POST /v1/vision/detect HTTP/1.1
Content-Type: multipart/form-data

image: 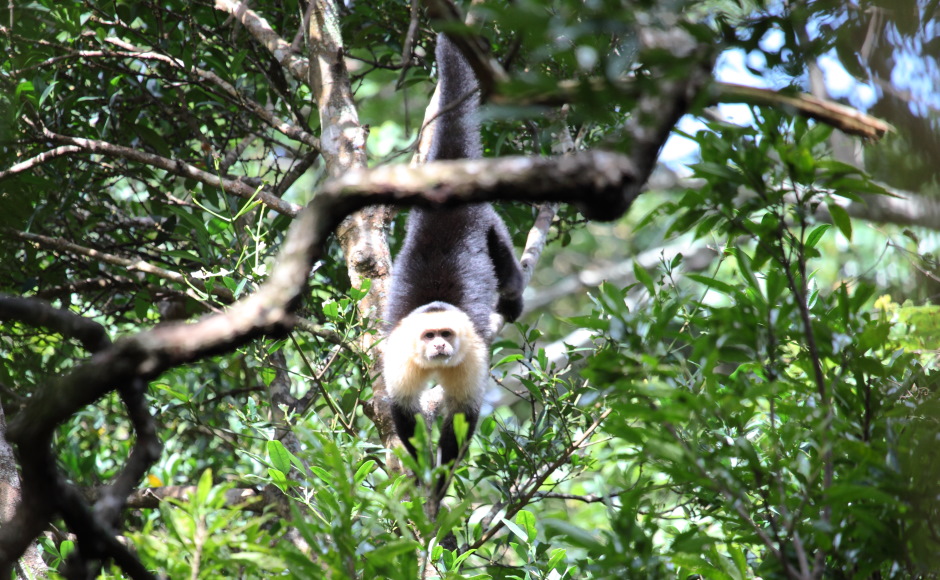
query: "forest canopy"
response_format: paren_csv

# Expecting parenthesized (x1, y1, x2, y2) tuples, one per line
(0, 0, 938, 578)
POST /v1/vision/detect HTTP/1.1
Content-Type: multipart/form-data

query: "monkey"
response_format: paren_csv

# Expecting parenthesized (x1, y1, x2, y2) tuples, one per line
(382, 302, 488, 473)
(382, 32, 525, 499)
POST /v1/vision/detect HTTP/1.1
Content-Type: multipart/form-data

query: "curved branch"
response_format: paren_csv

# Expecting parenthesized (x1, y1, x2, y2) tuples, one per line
(0, 296, 111, 353)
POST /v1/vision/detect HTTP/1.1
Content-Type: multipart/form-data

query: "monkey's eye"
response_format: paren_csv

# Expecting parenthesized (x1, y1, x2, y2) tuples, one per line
(423, 331, 435, 340)
(440, 330, 452, 339)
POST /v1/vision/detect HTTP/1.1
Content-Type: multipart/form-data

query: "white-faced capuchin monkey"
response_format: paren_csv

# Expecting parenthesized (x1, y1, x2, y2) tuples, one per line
(383, 32, 525, 499)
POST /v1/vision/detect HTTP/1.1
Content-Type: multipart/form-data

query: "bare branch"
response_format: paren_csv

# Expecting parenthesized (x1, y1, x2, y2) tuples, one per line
(490, 79, 890, 141)
(520, 203, 559, 289)
(213, 0, 311, 82)
(0, 146, 81, 180)
(713, 82, 892, 140)
(103, 37, 319, 149)
(85, 485, 264, 512)
(322, 151, 640, 219)
(39, 128, 302, 217)
(5, 229, 236, 305)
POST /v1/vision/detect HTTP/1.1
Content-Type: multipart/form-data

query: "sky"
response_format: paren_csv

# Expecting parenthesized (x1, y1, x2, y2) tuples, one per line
(658, 21, 938, 169)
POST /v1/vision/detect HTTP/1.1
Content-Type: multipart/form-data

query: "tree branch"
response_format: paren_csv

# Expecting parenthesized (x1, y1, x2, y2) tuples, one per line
(5, 229, 236, 305)
(213, 0, 310, 82)
(38, 128, 302, 217)
(101, 37, 319, 149)
(0, 296, 111, 353)
(0, 146, 81, 180)
(490, 79, 890, 141)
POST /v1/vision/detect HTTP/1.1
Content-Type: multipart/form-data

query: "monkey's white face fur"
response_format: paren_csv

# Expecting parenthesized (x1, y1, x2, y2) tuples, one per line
(419, 326, 462, 367)
(384, 307, 488, 408)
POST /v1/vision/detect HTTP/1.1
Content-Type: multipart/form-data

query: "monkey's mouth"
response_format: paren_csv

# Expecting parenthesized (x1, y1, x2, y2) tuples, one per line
(427, 352, 452, 363)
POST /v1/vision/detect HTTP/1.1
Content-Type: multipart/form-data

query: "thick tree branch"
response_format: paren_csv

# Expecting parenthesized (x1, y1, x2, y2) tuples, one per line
(0, 132, 696, 569)
(305, 0, 395, 459)
(321, 151, 639, 218)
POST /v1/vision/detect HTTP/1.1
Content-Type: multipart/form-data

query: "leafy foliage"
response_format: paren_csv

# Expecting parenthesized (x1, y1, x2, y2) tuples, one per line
(1, 1, 938, 579)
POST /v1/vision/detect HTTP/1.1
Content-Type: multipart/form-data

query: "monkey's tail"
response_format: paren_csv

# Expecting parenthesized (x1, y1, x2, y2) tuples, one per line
(427, 33, 482, 161)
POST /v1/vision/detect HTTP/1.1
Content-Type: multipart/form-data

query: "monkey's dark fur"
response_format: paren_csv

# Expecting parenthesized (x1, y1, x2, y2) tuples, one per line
(384, 35, 524, 338)
(383, 33, 524, 494)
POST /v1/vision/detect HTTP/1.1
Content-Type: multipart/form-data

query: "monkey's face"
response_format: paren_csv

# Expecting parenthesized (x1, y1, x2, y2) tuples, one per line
(420, 328, 459, 366)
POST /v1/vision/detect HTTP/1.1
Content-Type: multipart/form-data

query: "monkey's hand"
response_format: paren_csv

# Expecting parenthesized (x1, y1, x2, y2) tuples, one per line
(497, 293, 524, 323)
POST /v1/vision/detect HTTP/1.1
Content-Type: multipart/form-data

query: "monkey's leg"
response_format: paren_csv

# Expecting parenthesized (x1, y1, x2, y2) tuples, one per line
(390, 399, 421, 461)
(435, 407, 480, 500)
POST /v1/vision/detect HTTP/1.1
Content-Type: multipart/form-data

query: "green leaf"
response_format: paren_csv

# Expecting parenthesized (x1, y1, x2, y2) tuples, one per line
(516, 509, 537, 543)
(501, 516, 530, 545)
(267, 468, 288, 488)
(60, 540, 76, 561)
(733, 246, 759, 290)
(267, 439, 291, 474)
(195, 468, 213, 505)
(828, 203, 852, 241)
(691, 161, 742, 183)
(363, 538, 421, 562)
(322, 300, 339, 319)
(15, 80, 35, 99)
(543, 518, 604, 551)
(687, 274, 736, 297)
(348, 278, 372, 301)
(39, 80, 57, 107)
(353, 460, 376, 486)
(547, 548, 567, 571)
(633, 260, 655, 294)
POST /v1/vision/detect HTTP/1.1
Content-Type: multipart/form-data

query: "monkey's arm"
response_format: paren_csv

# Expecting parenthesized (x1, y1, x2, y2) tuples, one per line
(486, 224, 525, 322)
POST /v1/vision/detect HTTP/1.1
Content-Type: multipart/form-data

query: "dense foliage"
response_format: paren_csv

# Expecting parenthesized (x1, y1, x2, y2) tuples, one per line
(1, 0, 938, 578)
